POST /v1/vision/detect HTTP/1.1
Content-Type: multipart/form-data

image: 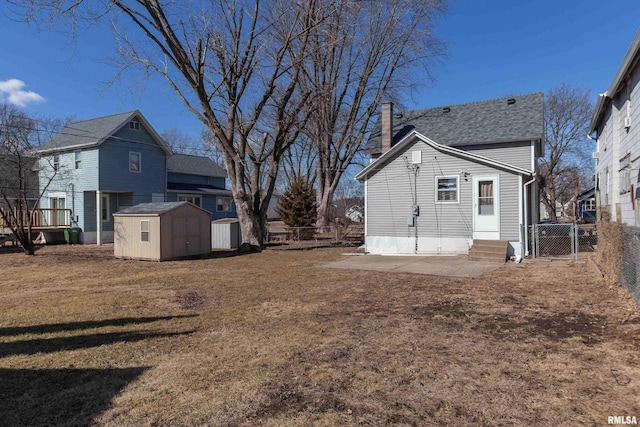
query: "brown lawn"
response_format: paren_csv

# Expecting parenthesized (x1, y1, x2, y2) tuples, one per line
(0, 245, 638, 426)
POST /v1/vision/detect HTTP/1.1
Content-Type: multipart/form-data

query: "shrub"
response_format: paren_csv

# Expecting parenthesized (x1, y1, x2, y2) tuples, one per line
(276, 177, 317, 240)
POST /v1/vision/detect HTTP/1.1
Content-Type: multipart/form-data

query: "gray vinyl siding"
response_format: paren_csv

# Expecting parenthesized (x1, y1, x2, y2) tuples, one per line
(366, 138, 522, 240)
(462, 140, 534, 171)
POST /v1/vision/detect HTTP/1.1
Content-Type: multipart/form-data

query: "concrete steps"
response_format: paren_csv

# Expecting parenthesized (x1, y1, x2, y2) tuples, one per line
(469, 239, 509, 262)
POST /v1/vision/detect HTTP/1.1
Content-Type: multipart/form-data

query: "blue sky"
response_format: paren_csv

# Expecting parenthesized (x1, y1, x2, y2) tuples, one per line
(1, 0, 639, 141)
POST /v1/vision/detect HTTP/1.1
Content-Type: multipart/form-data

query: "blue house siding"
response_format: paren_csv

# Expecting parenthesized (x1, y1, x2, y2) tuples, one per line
(98, 127, 167, 201)
(165, 193, 236, 220)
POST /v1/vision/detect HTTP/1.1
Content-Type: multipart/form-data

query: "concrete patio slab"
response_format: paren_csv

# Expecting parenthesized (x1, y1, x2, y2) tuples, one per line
(324, 254, 503, 277)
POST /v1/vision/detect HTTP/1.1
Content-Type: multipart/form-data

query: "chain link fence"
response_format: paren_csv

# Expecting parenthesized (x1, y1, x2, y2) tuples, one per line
(531, 223, 597, 260)
(265, 223, 364, 248)
(620, 226, 640, 306)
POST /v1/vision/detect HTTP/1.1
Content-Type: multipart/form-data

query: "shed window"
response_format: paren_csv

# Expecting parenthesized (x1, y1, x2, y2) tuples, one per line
(217, 196, 232, 212)
(129, 152, 141, 173)
(129, 120, 140, 130)
(436, 176, 459, 203)
(140, 220, 150, 242)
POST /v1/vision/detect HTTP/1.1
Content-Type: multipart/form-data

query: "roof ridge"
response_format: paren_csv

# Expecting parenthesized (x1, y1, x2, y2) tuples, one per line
(67, 110, 138, 126)
(398, 92, 544, 115)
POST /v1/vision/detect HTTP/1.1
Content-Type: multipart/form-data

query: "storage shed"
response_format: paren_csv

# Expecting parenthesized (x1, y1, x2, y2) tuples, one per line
(211, 218, 240, 249)
(113, 201, 212, 261)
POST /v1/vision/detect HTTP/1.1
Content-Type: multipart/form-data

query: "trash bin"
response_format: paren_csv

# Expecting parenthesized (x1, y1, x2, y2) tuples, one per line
(64, 228, 72, 244)
(69, 227, 80, 244)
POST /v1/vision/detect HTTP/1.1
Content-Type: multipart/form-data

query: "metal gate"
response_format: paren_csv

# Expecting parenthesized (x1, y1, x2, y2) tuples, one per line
(532, 223, 597, 260)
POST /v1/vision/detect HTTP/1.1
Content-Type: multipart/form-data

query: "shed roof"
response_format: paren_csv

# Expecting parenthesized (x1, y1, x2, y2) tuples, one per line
(167, 153, 227, 178)
(33, 111, 171, 155)
(365, 92, 544, 155)
(113, 201, 211, 216)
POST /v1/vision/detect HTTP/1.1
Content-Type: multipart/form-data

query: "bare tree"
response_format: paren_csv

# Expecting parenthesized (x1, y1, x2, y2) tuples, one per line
(299, 0, 447, 227)
(0, 104, 62, 255)
(12, 0, 321, 251)
(539, 83, 594, 221)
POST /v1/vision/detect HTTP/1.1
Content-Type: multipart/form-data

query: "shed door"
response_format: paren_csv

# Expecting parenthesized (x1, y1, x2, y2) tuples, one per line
(473, 176, 500, 240)
(172, 217, 201, 257)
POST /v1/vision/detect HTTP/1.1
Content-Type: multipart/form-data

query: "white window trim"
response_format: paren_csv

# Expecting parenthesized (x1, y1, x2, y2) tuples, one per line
(178, 194, 202, 207)
(74, 151, 81, 169)
(129, 120, 140, 131)
(217, 196, 232, 212)
(129, 151, 141, 173)
(53, 154, 60, 171)
(140, 220, 150, 243)
(435, 175, 460, 204)
(101, 194, 110, 223)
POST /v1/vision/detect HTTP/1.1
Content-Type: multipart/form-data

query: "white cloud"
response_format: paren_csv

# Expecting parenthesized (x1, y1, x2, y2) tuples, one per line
(0, 79, 45, 107)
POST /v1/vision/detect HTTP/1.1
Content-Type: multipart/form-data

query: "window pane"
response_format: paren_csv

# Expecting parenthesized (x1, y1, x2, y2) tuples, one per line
(478, 181, 494, 215)
(437, 177, 458, 202)
(130, 153, 140, 172)
(141, 221, 150, 242)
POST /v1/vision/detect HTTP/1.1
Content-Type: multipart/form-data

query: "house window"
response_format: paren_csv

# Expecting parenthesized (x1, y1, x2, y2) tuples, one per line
(74, 151, 81, 169)
(217, 196, 232, 212)
(584, 199, 596, 211)
(101, 194, 110, 222)
(140, 220, 150, 242)
(435, 176, 459, 203)
(605, 168, 610, 205)
(53, 154, 60, 171)
(129, 120, 140, 130)
(620, 153, 631, 194)
(477, 180, 495, 215)
(129, 151, 141, 173)
(178, 194, 202, 207)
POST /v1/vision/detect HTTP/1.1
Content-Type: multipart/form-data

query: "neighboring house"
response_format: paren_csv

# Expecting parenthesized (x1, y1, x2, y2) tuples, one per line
(267, 192, 281, 220)
(33, 111, 171, 244)
(589, 28, 640, 225)
(539, 200, 562, 221)
(356, 93, 544, 257)
(166, 153, 236, 220)
(578, 186, 596, 221)
(0, 154, 39, 208)
(346, 206, 364, 223)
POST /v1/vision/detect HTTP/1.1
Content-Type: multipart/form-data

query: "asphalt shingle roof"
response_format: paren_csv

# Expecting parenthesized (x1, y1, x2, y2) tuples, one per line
(167, 153, 227, 178)
(365, 92, 544, 155)
(35, 111, 138, 153)
(113, 201, 188, 215)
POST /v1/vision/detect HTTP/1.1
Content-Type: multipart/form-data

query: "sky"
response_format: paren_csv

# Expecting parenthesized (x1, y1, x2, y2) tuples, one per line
(1, 0, 639, 142)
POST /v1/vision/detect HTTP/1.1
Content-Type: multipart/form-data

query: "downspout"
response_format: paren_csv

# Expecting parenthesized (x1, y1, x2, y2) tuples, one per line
(70, 183, 75, 226)
(524, 176, 536, 257)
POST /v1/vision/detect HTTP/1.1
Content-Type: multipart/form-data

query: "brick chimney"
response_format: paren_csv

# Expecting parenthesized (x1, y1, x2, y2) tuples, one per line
(381, 102, 393, 154)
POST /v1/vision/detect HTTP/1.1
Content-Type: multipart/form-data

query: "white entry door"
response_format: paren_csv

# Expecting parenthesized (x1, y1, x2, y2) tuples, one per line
(473, 176, 500, 240)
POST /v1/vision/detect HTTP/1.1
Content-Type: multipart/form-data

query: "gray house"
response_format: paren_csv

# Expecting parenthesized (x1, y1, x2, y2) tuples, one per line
(589, 28, 640, 225)
(356, 93, 544, 257)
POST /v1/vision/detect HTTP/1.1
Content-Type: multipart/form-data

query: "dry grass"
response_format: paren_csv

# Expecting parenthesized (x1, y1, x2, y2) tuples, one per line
(0, 245, 639, 426)
(596, 219, 625, 284)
